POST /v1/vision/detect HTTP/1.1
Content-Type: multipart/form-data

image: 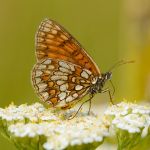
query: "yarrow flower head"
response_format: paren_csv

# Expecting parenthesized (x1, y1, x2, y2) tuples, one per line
(104, 101, 150, 150)
(0, 101, 150, 150)
(0, 102, 58, 123)
(0, 102, 109, 150)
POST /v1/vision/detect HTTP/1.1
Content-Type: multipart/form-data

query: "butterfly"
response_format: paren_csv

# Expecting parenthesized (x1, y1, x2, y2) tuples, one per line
(31, 18, 114, 117)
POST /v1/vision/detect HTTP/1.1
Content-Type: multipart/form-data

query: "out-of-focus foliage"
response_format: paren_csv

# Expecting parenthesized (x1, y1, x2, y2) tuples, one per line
(119, 0, 150, 101)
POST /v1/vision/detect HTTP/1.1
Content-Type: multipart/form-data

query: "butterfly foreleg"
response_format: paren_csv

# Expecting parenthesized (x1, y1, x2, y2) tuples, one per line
(109, 80, 115, 97)
(87, 94, 94, 115)
(101, 88, 114, 105)
(68, 95, 94, 120)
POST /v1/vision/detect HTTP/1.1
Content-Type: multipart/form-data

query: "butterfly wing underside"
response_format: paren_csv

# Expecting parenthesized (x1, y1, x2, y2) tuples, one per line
(36, 18, 100, 76)
(32, 19, 100, 108)
(32, 58, 96, 108)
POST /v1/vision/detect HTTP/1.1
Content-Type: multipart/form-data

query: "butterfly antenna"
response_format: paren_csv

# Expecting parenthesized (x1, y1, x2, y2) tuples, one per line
(108, 60, 135, 72)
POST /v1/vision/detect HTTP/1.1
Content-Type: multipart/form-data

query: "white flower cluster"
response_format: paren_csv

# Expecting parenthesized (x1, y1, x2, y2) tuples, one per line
(1, 101, 150, 150)
(104, 102, 150, 137)
(9, 116, 108, 150)
(0, 102, 58, 123)
(0, 102, 109, 150)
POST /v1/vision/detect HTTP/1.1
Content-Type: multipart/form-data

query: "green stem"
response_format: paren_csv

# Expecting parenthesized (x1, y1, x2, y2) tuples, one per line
(117, 131, 141, 150)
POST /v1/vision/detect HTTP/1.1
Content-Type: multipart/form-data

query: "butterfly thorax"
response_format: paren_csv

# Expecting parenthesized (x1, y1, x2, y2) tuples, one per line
(88, 72, 112, 95)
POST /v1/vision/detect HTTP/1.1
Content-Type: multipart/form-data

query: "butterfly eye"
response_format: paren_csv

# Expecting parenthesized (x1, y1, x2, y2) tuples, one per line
(106, 72, 112, 80)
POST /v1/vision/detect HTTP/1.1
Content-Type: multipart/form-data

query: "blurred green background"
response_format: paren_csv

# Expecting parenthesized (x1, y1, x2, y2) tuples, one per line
(0, 0, 150, 149)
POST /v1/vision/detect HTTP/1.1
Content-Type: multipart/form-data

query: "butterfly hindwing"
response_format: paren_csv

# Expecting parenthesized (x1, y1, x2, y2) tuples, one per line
(32, 58, 95, 108)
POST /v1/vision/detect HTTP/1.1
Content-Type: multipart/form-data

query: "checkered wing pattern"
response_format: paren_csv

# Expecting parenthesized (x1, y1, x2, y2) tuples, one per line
(32, 19, 100, 109)
(36, 18, 100, 76)
(32, 58, 96, 108)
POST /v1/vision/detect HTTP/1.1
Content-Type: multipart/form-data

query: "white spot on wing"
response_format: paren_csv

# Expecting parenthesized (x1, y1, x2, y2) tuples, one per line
(60, 83, 68, 91)
(59, 61, 70, 69)
(58, 92, 67, 100)
(35, 78, 41, 84)
(56, 100, 66, 107)
(43, 27, 50, 32)
(81, 71, 89, 79)
(35, 70, 43, 77)
(75, 85, 83, 91)
(38, 64, 46, 69)
(41, 92, 49, 100)
(80, 80, 85, 83)
(84, 69, 92, 75)
(44, 23, 52, 28)
(59, 67, 72, 74)
(68, 64, 75, 71)
(57, 80, 65, 85)
(66, 96, 74, 102)
(73, 93, 78, 98)
(46, 19, 52, 24)
(51, 75, 68, 81)
(43, 59, 51, 65)
(38, 83, 47, 92)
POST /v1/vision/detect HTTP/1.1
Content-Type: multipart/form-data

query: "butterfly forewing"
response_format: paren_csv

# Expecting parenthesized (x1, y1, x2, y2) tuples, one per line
(32, 19, 100, 108)
(36, 18, 100, 76)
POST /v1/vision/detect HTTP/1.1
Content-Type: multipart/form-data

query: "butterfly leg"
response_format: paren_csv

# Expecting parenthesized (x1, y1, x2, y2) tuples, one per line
(88, 94, 94, 115)
(68, 95, 93, 120)
(88, 99, 92, 115)
(109, 80, 115, 97)
(101, 88, 114, 105)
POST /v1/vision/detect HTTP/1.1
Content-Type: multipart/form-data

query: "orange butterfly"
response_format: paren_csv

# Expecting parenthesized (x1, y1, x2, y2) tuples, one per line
(32, 19, 113, 117)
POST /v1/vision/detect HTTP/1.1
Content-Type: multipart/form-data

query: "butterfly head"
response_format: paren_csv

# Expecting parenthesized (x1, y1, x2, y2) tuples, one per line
(97, 71, 112, 90)
(89, 72, 112, 95)
(101, 71, 112, 81)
